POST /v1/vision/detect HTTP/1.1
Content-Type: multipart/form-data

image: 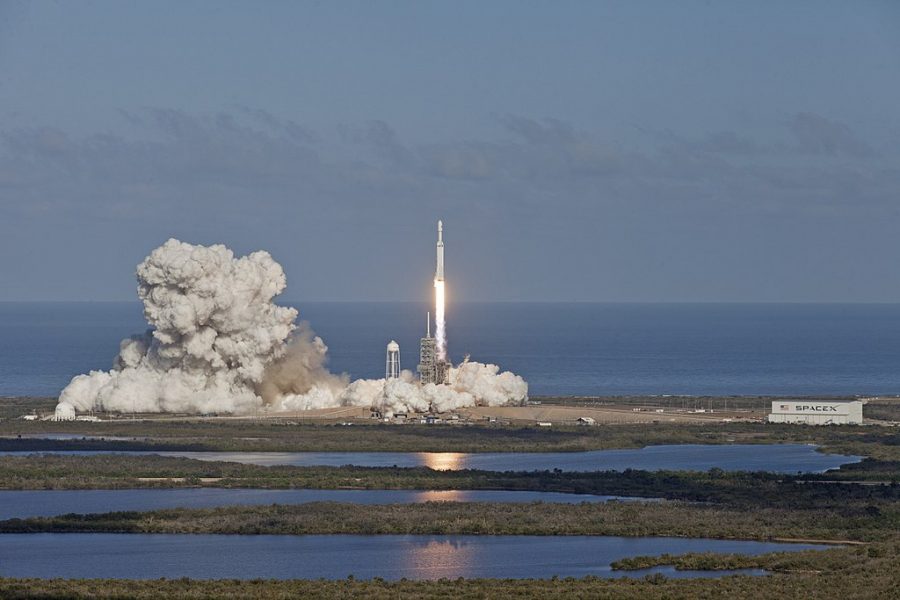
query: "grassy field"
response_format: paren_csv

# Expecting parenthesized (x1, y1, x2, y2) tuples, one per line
(861, 398, 900, 422)
(3, 498, 896, 541)
(0, 453, 899, 504)
(2, 418, 900, 459)
(0, 397, 56, 420)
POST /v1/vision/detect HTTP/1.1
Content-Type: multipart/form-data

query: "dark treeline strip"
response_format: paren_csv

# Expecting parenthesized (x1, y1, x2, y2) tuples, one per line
(1, 500, 897, 541)
(0, 439, 210, 452)
(1, 418, 898, 459)
(1, 454, 898, 508)
(610, 547, 865, 572)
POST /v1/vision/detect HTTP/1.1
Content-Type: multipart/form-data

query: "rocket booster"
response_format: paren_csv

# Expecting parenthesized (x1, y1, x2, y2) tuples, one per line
(435, 220, 444, 281)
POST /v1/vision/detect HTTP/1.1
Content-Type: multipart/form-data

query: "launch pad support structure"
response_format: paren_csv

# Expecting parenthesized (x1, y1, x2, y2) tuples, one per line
(418, 313, 437, 384)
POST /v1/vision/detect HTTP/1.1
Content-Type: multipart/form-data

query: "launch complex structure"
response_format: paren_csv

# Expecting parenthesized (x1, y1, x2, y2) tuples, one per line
(382, 220, 450, 390)
(418, 312, 449, 384)
(417, 221, 451, 385)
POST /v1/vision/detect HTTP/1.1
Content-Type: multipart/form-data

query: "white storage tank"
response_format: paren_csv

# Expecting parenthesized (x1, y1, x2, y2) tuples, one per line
(385, 340, 400, 380)
(768, 400, 864, 425)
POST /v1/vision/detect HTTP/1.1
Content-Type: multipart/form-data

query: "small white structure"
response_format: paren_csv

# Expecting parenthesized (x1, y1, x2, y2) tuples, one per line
(52, 402, 76, 421)
(768, 400, 864, 425)
(386, 340, 401, 379)
(577, 416, 596, 425)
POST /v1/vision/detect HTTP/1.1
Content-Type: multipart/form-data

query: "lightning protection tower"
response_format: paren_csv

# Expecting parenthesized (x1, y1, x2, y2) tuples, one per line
(386, 340, 401, 379)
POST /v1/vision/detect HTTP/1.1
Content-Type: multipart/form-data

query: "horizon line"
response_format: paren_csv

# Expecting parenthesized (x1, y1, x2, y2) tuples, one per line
(4, 299, 900, 306)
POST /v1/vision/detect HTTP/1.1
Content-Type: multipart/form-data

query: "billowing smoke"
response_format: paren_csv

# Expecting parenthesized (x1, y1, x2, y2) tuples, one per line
(57, 239, 298, 415)
(257, 323, 348, 408)
(56, 239, 527, 416)
(287, 360, 528, 417)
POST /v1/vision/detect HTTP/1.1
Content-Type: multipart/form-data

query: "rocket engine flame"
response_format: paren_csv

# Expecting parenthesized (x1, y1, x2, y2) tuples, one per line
(434, 279, 446, 360)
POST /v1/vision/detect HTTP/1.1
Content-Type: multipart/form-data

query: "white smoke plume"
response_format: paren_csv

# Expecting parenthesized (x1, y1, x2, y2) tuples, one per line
(329, 360, 528, 417)
(57, 239, 297, 415)
(56, 239, 527, 416)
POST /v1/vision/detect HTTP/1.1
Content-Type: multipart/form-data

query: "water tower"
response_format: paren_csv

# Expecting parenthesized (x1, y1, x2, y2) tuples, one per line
(386, 340, 401, 379)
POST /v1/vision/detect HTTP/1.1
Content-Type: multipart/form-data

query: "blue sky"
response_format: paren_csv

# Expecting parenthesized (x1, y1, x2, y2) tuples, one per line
(1, 1, 899, 302)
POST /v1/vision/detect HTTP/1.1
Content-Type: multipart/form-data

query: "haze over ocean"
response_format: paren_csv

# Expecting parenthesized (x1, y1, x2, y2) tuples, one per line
(3, 302, 899, 398)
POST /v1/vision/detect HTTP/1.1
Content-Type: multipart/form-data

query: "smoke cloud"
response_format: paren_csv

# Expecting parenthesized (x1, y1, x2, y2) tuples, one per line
(57, 239, 297, 414)
(257, 323, 348, 407)
(56, 240, 527, 416)
(272, 357, 528, 417)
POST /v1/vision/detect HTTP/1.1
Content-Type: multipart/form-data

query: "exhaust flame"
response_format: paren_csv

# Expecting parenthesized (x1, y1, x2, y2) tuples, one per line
(434, 279, 446, 360)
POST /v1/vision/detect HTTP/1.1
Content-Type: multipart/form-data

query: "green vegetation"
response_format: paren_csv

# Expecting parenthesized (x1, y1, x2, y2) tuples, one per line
(0, 396, 56, 420)
(862, 398, 900, 422)
(2, 418, 900, 459)
(610, 548, 852, 572)
(0, 419, 755, 453)
(2, 499, 895, 541)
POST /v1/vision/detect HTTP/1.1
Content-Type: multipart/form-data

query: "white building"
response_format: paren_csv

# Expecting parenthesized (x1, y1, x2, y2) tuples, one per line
(768, 400, 864, 425)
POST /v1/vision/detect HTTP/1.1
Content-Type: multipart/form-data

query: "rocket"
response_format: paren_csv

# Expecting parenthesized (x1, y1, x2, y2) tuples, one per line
(435, 220, 444, 281)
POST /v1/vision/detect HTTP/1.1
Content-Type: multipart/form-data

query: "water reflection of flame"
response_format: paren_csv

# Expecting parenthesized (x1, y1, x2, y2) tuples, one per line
(419, 453, 466, 471)
(414, 490, 471, 502)
(403, 538, 476, 579)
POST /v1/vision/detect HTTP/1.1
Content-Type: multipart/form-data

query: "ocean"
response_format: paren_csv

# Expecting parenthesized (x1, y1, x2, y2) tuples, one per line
(2, 302, 900, 398)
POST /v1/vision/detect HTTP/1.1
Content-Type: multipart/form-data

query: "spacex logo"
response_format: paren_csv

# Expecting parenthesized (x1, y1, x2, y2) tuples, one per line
(795, 405, 838, 412)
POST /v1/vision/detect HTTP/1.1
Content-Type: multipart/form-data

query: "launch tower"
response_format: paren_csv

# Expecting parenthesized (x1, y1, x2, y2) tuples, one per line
(418, 313, 438, 384)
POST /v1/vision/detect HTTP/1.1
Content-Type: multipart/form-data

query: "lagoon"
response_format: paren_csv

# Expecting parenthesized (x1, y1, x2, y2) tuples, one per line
(1, 443, 855, 473)
(0, 533, 831, 580)
(0, 488, 643, 520)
